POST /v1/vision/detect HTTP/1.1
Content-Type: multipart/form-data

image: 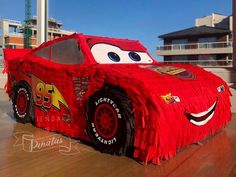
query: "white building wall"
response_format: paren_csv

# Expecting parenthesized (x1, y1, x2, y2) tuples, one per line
(230, 16, 233, 31)
(195, 13, 228, 28)
(195, 15, 213, 27)
(0, 19, 22, 48)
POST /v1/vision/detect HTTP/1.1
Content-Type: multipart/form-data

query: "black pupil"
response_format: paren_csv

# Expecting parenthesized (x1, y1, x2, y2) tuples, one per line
(108, 52, 120, 62)
(129, 52, 141, 61)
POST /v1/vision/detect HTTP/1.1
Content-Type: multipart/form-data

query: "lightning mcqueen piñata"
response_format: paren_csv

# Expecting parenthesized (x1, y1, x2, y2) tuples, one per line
(3, 33, 231, 164)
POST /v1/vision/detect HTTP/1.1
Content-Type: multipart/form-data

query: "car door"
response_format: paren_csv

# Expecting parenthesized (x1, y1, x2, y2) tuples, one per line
(30, 38, 87, 137)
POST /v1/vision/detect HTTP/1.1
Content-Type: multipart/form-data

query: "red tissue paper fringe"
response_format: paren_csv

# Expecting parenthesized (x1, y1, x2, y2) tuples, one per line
(3, 36, 231, 165)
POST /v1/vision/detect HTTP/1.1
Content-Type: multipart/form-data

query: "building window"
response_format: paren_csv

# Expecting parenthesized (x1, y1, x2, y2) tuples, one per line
(9, 26, 18, 34)
(172, 39, 188, 50)
(198, 37, 216, 48)
(198, 54, 217, 66)
(172, 55, 187, 61)
(198, 54, 216, 60)
(32, 30, 37, 38)
(228, 33, 233, 42)
(5, 45, 17, 49)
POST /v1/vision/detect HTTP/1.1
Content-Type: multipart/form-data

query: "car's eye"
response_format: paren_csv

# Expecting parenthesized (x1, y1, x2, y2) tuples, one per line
(217, 85, 225, 93)
(108, 52, 120, 62)
(91, 43, 153, 64)
(129, 52, 141, 61)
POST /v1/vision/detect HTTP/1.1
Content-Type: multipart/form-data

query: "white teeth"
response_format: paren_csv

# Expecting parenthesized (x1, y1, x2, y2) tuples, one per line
(190, 111, 214, 126)
(190, 101, 217, 118)
(188, 101, 217, 126)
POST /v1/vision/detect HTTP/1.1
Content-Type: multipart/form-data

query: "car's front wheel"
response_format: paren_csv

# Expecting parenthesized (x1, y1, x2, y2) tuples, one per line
(87, 86, 134, 156)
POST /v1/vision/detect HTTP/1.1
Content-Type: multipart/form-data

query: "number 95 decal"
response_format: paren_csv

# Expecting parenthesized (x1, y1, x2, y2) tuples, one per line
(32, 75, 69, 110)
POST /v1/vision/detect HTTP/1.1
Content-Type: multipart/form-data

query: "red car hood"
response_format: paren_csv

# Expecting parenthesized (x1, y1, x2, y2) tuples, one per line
(91, 63, 231, 164)
(96, 63, 229, 108)
(93, 63, 230, 118)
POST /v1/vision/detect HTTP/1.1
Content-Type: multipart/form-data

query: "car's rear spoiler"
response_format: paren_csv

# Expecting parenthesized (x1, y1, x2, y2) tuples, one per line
(2, 49, 32, 93)
(2, 49, 32, 76)
(3, 49, 31, 61)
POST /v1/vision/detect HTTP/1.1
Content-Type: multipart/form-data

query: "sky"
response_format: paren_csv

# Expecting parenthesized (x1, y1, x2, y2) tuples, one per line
(0, 0, 232, 60)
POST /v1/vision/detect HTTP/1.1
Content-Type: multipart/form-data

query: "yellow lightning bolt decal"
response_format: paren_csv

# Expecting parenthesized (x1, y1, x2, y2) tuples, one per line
(51, 85, 69, 110)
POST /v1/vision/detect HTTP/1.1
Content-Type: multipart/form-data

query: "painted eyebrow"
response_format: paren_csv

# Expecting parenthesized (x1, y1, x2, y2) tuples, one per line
(90, 43, 146, 52)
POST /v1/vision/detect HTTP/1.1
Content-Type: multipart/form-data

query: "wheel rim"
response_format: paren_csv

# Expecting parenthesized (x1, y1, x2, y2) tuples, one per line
(94, 103, 118, 139)
(16, 89, 28, 116)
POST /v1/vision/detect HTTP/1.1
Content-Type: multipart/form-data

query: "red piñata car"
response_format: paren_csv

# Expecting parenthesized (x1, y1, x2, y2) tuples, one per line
(3, 33, 231, 164)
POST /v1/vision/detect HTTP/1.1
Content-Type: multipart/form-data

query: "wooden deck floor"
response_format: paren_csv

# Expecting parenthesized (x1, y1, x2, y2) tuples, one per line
(0, 90, 235, 177)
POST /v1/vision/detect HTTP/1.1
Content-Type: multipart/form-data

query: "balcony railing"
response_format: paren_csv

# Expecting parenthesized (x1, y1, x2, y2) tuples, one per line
(162, 59, 233, 68)
(156, 41, 233, 51)
(6, 33, 24, 37)
(0, 18, 21, 24)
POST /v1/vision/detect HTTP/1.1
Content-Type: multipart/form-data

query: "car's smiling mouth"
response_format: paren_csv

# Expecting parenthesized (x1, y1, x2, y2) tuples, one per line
(186, 100, 217, 126)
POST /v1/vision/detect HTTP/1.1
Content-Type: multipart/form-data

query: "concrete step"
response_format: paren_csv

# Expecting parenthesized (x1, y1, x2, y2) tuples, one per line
(204, 69, 236, 113)
(0, 68, 6, 89)
(229, 84, 236, 113)
(204, 67, 236, 83)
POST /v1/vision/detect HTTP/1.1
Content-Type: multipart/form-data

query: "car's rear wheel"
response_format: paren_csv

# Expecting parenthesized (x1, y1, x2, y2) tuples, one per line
(87, 86, 134, 156)
(12, 82, 34, 124)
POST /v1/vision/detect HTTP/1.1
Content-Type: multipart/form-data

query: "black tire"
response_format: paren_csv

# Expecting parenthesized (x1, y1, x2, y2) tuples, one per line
(12, 82, 34, 124)
(87, 86, 134, 156)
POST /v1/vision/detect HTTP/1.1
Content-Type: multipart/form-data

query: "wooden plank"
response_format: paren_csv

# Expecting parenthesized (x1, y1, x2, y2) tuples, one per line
(167, 128, 236, 177)
(0, 90, 236, 177)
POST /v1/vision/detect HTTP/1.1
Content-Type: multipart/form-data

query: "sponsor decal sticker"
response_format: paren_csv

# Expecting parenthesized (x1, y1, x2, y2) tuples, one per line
(140, 65, 195, 80)
(161, 93, 180, 104)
